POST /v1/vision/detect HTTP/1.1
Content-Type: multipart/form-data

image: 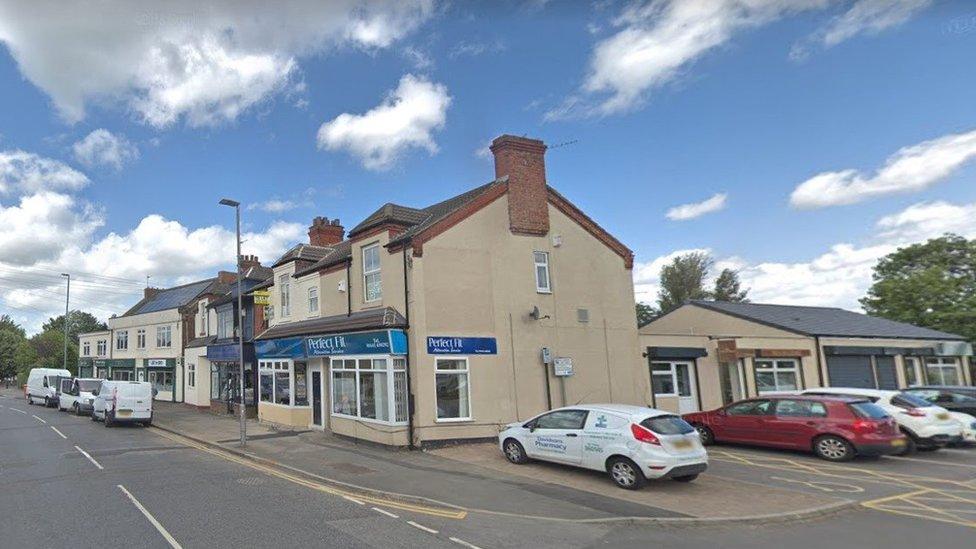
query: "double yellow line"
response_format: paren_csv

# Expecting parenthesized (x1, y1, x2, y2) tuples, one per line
(152, 428, 467, 520)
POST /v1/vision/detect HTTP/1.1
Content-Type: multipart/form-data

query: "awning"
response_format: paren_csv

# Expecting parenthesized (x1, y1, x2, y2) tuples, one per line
(646, 346, 708, 360)
(257, 329, 408, 359)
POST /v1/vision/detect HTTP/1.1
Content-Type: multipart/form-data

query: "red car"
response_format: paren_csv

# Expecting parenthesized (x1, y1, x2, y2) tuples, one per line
(682, 395, 907, 461)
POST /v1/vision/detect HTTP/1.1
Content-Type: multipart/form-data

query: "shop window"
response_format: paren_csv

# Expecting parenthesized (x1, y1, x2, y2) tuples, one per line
(308, 287, 319, 314)
(156, 325, 172, 348)
(279, 275, 291, 317)
(651, 362, 692, 397)
(330, 357, 406, 424)
(112, 370, 132, 381)
(116, 330, 128, 350)
(363, 244, 382, 302)
(435, 358, 471, 421)
(293, 362, 308, 406)
(755, 359, 799, 394)
(258, 360, 295, 405)
(148, 371, 173, 393)
(903, 357, 920, 387)
(187, 364, 196, 388)
(534, 251, 551, 293)
(393, 359, 408, 423)
(925, 358, 960, 385)
(136, 329, 146, 349)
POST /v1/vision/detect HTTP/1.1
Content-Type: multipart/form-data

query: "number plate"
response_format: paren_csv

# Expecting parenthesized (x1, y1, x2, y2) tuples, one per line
(117, 409, 132, 417)
(672, 439, 692, 450)
(891, 438, 906, 447)
(936, 413, 950, 420)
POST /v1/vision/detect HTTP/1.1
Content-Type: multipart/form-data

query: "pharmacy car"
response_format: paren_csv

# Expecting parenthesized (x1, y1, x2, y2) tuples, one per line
(498, 404, 708, 490)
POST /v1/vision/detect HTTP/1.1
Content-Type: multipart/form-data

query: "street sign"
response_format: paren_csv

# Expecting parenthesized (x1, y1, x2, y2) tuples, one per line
(553, 357, 573, 377)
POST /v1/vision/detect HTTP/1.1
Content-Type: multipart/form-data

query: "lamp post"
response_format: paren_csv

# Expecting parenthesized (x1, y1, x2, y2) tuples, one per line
(219, 198, 247, 447)
(61, 273, 70, 371)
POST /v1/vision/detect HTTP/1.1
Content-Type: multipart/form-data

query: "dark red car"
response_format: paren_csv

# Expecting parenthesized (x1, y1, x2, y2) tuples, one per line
(682, 395, 907, 461)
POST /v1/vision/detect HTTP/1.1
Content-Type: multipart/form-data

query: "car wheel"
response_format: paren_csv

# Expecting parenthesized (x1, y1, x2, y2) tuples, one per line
(896, 434, 917, 456)
(694, 424, 715, 446)
(503, 439, 529, 464)
(607, 457, 646, 490)
(104, 410, 114, 428)
(27, 394, 33, 405)
(813, 435, 854, 462)
(74, 403, 82, 416)
(917, 445, 941, 452)
(43, 397, 50, 407)
(91, 411, 98, 422)
(672, 474, 699, 483)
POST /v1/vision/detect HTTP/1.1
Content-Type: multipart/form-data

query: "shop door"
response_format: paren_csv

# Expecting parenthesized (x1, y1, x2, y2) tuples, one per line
(826, 356, 874, 388)
(312, 371, 322, 427)
(875, 356, 898, 390)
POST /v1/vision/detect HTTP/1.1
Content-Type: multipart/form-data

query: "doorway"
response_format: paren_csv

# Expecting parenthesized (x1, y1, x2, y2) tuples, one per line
(312, 371, 322, 427)
(650, 361, 699, 413)
(719, 360, 747, 405)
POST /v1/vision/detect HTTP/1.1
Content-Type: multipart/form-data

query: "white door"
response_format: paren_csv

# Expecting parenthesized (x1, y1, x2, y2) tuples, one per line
(651, 361, 699, 413)
(524, 409, 587, 465)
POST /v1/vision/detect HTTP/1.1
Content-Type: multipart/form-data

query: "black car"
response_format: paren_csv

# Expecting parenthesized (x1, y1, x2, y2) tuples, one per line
(905, 386, 976, 416)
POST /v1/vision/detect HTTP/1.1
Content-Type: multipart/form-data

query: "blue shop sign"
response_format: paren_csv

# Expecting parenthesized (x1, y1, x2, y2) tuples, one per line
(207, 343, 239, 361)
(306, 329, 407, 357)
(255, 337, 306, 359)
(427, 336, 497, 355)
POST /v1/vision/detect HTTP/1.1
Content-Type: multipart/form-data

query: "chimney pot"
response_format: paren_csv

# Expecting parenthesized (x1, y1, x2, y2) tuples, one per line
(309, 216, 344, 246)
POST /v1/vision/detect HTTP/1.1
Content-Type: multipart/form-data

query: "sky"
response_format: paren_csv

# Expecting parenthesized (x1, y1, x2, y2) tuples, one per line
(1, 0, 975, 334)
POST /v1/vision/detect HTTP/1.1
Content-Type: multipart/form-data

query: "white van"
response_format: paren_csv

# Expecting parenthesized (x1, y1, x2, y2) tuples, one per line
(26, 368, 72, 407)
(91, 381, 154, 427)
(58, 378, 103, 415)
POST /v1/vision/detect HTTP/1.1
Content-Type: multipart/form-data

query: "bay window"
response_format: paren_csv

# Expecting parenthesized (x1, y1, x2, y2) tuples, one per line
(330, 356, 406, 424)
(435, 358, 471, 421)
(363, 244, 382, 302)
(755, 359, 799, 393)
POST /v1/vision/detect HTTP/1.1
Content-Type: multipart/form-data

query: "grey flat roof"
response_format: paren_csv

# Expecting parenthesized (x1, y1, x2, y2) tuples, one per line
(689, 300, 966, 341)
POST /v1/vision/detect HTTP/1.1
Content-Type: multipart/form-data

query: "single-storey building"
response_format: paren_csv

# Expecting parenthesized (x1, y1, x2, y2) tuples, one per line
(639, 300, 974, 414)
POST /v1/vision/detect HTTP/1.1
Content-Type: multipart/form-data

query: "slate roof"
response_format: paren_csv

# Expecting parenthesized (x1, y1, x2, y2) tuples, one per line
(186, 335, 216, 349)
(347, 203, 428, 237)
(689, 300, 966, 341)
(254, 307, 407, 340)
(208, 276, 274, 308)
(122, 278, 216, 316)
(271, 243, 333, 268)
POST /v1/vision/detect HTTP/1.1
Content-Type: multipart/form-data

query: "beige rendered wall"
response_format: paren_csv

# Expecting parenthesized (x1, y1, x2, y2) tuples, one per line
(330, 416, 409, 446)
(318, 268, 349, 317)
(346, 230, 407, 315)
(406, 195, 647, 444)
(183, 347, 210, 407)
(258, 402, 311, 428)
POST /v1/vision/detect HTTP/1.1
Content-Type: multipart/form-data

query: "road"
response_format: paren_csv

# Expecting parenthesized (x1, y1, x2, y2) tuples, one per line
(2, 391, 974, 548)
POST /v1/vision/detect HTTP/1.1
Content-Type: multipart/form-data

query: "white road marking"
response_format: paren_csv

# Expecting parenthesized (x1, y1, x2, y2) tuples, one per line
(50, 426, 68, 439)
(343, 496, 365, 505)
(117, 485, 183, 549)
(371, 507, 399, 519)
(407, 521, 439, 534)
(74, 446, 104, 470)
(31, 414, 47, 424)
(9, 407, 27, 414)
(450, 537, 484, 549)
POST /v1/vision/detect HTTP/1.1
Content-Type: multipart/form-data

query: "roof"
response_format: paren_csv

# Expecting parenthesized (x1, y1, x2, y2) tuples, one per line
(186, 335, 216, 348)
(688, 301, 966, 341)
(254, 307, 406, 340)
(271, 243, 333, 268)
(347, 203, 429, 237)
(123, 278, 216, 316)
(208, 276, 272, 308)
(801, 387, 899, 398)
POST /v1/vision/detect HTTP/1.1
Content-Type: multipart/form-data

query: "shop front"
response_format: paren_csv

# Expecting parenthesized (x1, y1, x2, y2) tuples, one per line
(207, 342, 258, 418)
(139, 358, 178, 401)
(255, 329, 409, 443)
(93, 358, 136, 381)
(77, 358, 94, 378)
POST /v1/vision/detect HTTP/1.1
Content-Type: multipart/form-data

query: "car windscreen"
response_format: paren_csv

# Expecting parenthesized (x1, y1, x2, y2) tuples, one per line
(46, 375, 61, 386)
(78, 380, 102, 392)
(893, 393, 934, 408)
(640, 415, 695, 435)
(848, 402, 889, 419)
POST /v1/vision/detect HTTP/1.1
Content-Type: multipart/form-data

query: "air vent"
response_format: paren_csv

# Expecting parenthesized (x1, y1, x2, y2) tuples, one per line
(577, 308, 590, 323)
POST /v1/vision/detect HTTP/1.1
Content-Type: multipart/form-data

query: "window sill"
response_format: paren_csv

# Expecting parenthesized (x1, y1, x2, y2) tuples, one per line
(435, 417, 474, 423)
(536, 290, 552, 295)
(259, 401, 311, 409)
(331, 412, 407, 427)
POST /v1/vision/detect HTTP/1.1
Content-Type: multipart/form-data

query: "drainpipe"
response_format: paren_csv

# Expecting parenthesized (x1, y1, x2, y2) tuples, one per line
(402, 248, 415, 450)
(346, 261, 352, 317)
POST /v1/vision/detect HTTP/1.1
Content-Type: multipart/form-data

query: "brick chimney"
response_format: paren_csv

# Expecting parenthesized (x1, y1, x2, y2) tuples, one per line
(144, 287, 160, 300)
(308, 217, 345, 246)
(217, 271, 237, 284)
(239, 255, 261, 271)
(490, 135, 549, 236)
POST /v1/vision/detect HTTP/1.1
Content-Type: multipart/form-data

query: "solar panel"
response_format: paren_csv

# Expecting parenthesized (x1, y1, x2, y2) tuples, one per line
(134, 279, 214, 315)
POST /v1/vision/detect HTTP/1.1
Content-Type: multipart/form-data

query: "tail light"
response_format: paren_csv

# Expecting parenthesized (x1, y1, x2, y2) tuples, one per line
(852, 419, 877, 434)
(901, 408, 927, 418)
(630, 424, 661, 445)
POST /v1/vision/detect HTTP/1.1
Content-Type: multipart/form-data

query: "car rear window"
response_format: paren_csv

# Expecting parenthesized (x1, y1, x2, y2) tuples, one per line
(849, 402, 889, 419)
(892, 393, 933, 409)
(640, 415, 695, 435)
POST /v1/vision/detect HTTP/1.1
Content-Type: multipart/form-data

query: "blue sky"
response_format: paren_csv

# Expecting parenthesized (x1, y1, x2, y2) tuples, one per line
(1, 0, 975, 333)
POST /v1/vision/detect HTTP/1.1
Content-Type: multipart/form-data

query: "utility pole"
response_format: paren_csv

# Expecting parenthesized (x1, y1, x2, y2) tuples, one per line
(219, 198, 247, 447)
(61, 273, 70, 371)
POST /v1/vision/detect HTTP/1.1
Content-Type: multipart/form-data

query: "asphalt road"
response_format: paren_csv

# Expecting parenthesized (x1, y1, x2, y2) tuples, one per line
(2, 391, 975, 549)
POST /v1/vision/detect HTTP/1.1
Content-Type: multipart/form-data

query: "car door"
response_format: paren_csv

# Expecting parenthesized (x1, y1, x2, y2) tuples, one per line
(59, 378, 74, 407)
(523, 409, 588, 465)
(713, 400, 773, 443)
(765, 399, 829, 449)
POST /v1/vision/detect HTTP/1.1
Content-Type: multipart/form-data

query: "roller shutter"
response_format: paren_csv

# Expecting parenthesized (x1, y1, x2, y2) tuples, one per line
(875, 356, 898, 390)
(826, 355, 875, 388)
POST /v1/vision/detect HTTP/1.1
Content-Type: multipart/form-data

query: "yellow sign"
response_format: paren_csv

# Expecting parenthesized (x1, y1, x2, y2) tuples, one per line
(252, 290, 271, 305)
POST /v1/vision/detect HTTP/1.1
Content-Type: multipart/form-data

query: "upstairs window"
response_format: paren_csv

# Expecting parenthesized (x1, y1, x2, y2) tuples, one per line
(217, 309, 234, 339)
(198, 301, 207, 336)
(82, 342, 90, 356)
(116, 330, 128, 351)
(279, 274, 291, 317)
(96, 340, 107, 356)
(363, 244, 382, 302)
(156, 325, 172, 348)
(534, 251, 551, 293)
(136, 329, 146, 349)
(308, 287, 319, 313)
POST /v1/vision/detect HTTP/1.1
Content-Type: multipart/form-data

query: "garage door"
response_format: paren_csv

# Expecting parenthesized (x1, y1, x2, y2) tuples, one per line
(875, 356, 898, 390)
(826, 355, 875, 388)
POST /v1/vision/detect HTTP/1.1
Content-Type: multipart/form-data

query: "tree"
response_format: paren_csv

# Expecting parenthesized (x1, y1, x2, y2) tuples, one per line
(0, 314, 25, 338)
(713, 268, 749, 302)
(42, 310, 108, 343)
(657, 252, 713, 314)
(860, 234, 976, 343)
(636, 302, 657, 328)
(29, 330, 78, 374)
(0, 330, 22, 380)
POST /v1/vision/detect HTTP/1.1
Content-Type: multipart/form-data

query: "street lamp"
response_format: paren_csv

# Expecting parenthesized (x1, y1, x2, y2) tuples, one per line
(61, 273, 70, 371)
(219, 198, 247, 447)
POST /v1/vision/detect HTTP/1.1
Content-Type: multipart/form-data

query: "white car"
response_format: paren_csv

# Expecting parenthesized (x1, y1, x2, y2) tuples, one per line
(25, 368, 71, 408)
(91, 381, 154, 427)
(801, 388, 963, 452)
(945, 411, 976, 444)
(58, 378, 102, 415)
(498, 404, 708, 490)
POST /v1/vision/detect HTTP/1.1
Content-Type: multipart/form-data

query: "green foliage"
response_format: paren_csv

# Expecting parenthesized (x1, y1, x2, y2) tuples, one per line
(713, 268, 749, 303)
(860, 234, 976, 343)
(42, 310, 108, 342)
(657, 252, 714, 314)
(29, 330, 79, 374)
(0, 314, 26, 338)
(636, 302, 658, 328)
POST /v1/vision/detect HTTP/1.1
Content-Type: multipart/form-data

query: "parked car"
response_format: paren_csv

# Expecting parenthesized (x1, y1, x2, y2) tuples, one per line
(683, 395, 906, 462)
(58, 378, 102, 415)
(903, 387, 976, 416)
(800, 388, 962, 453)
(907, 385, 976, 399)
(91, 381, 153, 427)
(498, 404, 707, 490)
(25, 368, 71, 407)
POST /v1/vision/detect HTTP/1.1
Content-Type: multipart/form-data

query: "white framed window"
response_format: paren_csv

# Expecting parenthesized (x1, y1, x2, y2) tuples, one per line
(136, 329, 146, 349)
(308, 287, 319, 313)
(96, 340, 107, 356)
(148, 371, 173, 393)
(534, 251, 551, 293)
(278, 274, 291, 317)
(156, 325, 172, 348)
(925, 358, 960, 385)
(330, 356, 406, 425)
(188, 363, 196, 388)
(198, 301, 207, 336)
(755, 359, 800, 394)
(363, 244, 382, 302)
(903, 357, 921, 387)
(116, 330, 128, 350)
(82, 342, 90, 356)
(651, 361, 692, 397)
(217, 309, 234, 339)
(435, 358, 471, 421)
(259, 360, 300, 406)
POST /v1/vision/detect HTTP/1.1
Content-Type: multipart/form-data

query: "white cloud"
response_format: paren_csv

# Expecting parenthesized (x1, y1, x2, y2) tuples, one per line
(72, 129, 139, 170)
(876, 201, 976, 242)
(791, 0, 932, 60)
(0, 1, 434, 127)
(666, 192, 727, 220)
(247, 199, 298, 213)
(317, 74, 451, 170)
(448, 40, 506, 59)
(0, 150, 89, 194)
(790, 128, 976, 208)
(0, 191, 103, 266)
